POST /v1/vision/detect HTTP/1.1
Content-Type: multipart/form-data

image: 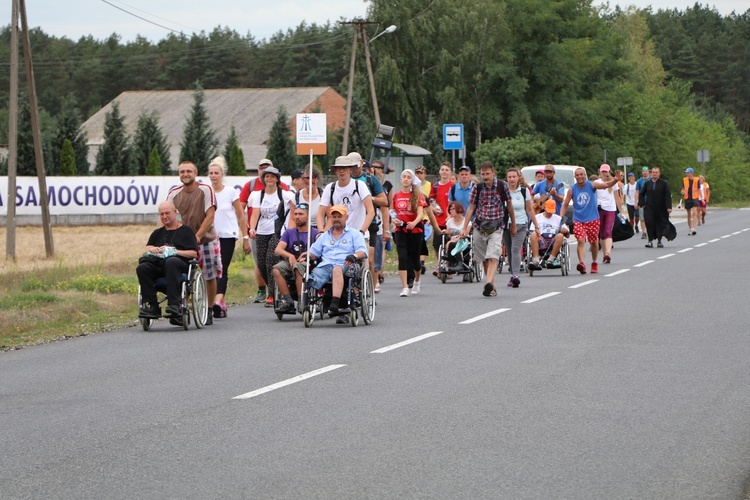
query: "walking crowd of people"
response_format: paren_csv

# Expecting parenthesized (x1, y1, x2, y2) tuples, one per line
(137, 156, 708, 325)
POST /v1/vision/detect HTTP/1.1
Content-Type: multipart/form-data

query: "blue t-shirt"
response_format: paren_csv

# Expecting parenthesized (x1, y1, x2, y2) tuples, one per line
(532, 180, 564, 214)
(635, 177, 649, 204)
(448, 182, 474, 214)
(279, 226, 319, 259)
(571, 181, 599, 223)
(309, 225, 367, 267)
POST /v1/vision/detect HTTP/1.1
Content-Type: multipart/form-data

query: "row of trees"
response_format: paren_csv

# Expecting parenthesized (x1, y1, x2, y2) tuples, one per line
(1, 2, 749, 199)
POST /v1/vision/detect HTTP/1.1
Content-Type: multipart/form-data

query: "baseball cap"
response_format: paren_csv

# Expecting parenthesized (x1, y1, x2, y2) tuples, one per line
(458, 165, 471, 173)
(685, 167, 695, 174)
(291, 169, 304, 180)
(628, 172, 635, 177)
(642, 166, 649, 172)
(535, 169, 545, 176)
(258, 158, 273, 167)
(328, 204, 347, 216)
(600, 164, 611, 172)
(544, 199, 556, 213)
(414, 165, 427, 174)
(544, 165, 555, 172)
(347, 152, 363, 164)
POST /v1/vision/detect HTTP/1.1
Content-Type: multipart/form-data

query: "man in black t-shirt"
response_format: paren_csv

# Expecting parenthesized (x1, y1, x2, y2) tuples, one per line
(137, 201, 199, 318)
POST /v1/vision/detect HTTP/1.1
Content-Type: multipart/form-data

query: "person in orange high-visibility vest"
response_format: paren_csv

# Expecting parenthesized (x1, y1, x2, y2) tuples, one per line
(680, 168, 702, 236)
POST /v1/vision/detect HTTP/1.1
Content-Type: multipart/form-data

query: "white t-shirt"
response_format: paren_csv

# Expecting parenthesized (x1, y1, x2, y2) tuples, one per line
(213, 185, 241, 239)
(446, 217, 464, 237)
(622, 182, 637, 206)
(509, 186, 532, 225)
(294, 190, 321, 228)
(319, 179, 372, 232)
(249, 189, 295, 236)
(596, 183, 619, 211)
(532, 212, 563, 237)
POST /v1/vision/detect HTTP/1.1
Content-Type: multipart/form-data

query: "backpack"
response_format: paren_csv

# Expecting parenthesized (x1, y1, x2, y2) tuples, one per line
(259, 189, 288, 238)
(329, 178, 380, 231)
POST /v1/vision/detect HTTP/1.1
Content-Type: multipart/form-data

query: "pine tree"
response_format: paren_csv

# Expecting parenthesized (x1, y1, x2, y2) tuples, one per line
(51, 94, 90, 175)
(59, 139, 77, 176)
(266, 105, 297, 174)
(179, 90, 218, 175)
(228, 142, 245, 175)
(223, 125, 239, 163)
(95, 101, 130, 175)
(131, 111, 171, 175)
(146, 146, 161, 175)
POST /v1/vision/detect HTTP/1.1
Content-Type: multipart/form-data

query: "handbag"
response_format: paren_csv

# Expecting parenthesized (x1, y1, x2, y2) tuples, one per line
(612, 213, 635, 242)
(477, 219, 501, 235)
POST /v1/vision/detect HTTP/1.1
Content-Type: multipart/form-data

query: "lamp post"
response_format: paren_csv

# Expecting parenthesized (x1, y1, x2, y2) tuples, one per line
(340, 21, 397, 155)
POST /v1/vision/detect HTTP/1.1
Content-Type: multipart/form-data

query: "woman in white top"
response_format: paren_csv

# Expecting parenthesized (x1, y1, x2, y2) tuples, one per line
(248, 166, 295, 307)
(503, 168, 535, 288)
(208, 156, 246, 318)
(596, 165, 625, 264)
(442, 200, 466, 271)
(295, 164, 322, 227)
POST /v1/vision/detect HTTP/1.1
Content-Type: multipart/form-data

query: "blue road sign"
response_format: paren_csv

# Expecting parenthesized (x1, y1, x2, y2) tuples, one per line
(443, 124, 464, 150)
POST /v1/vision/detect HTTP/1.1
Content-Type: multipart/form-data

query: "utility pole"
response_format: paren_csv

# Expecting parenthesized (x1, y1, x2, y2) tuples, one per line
(6, 0, 19, 261)
(6, 0, 55, 259)
(339, 19, 384, 155)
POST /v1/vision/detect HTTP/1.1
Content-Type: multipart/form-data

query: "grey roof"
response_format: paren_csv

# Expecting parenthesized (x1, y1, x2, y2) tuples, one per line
(394, 143, 432, 156)
(82, 87, 343, 169)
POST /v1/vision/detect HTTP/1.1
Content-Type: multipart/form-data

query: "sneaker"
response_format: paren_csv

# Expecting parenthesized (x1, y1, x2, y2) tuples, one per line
(328, 303, 339, 315)
(281, 300, 296, 313)
(483, 283, 494, 297)
(510, 275, 520, 288)
(577, 262, 587, 274)
(165, 304, 181, 317)
(411, 282, 421, 295)
(691, 230, 697, 236)
(218, 304, 227, 318)
(400, 287, 409, 297)
(657, 241, 664, 248)
(547, 259, 561, 269)
(528, 260, 542, 271)
(253, 289, 266, 303)
(204, 314, 213, 326)
(645, 241, 653, 248)
(489, 288, 497, 297)
(378, 275, 385, 284)
(212, 303, 222, 318)
(374, 282, 381, 293)
(603, 254, 611, 264)
(591, 262, 598, 274)
(264, 296, 274, 308)
(336, 316, 349, 324)
(169, 316, 183, 327)
(139, 302, 160, 319)
(641, 233, 647, 239)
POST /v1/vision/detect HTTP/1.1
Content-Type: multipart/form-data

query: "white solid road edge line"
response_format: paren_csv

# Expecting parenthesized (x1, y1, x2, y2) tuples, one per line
(371, 331, 443, 354)
(522, 292, 561, 304)
(233, 364, 346, 400)
(459, 308, 512, 325)
(569, 279, 598, 289)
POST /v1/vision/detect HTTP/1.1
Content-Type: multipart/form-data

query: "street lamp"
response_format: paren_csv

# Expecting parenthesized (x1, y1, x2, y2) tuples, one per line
(340, 20, 397, 155)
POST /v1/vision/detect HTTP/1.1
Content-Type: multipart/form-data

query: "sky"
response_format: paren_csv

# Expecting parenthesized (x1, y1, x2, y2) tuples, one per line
(3, 0, 747, 43)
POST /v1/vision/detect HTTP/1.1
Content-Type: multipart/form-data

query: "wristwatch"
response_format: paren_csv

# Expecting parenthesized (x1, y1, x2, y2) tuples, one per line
(243, 236, 250, 240)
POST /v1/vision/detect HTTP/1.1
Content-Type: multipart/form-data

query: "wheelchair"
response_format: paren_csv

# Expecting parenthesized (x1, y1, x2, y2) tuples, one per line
(300, 259, 375, 328)
(137, 259, 208, 331)
(525, 231, 571, 277)
(436, 233, 483, 284)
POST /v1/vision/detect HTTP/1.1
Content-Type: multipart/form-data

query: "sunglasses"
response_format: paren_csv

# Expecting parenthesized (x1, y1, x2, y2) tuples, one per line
(296, 203, 309, 211)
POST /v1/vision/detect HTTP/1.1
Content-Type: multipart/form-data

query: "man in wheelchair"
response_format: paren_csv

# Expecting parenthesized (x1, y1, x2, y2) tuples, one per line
(273, 203, 319, 313)
(137, 201, 199, 318)
(303, 204, 367, 322)
(529, 199, 569, 270)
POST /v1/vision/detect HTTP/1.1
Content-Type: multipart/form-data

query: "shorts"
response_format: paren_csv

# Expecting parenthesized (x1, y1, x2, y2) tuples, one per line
(198, 239, 223, 280)
(627, 204, 636, 219)
(472, 228, 503, 262)
(638, 206, 644, 219)
(307, 263, 342, 290)
(685, 199, 700, 210)
(573, 220, 600, 243)
(273, 259, 307, 283)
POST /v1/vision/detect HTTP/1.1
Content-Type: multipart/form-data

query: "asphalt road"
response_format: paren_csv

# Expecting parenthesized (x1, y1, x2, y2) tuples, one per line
(1, 209, 749, 499)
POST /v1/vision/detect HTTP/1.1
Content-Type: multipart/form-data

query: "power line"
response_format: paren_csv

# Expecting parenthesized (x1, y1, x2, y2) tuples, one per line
(105, 0, 200, 32)
(99, 0, 184, 36)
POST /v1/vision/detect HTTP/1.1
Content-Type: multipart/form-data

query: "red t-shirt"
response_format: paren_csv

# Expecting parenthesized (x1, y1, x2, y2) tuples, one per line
(239, 178, 290, 234)
(393, 190, 427, 233)
(430, 181, 454, 227)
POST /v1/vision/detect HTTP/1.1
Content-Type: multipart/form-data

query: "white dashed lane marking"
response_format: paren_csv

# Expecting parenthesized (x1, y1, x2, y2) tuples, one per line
(371, 331, 443, 354)
(459, 308, 511, 324)
(657, 254, 675, 260)
(678, 248, 693, 253)
(605, 269, 630, 277)
(569, 279, 598, 289)
(233, 364, 347, 400)
(634, 260, 655, 267)
(522, 292, 561, 304)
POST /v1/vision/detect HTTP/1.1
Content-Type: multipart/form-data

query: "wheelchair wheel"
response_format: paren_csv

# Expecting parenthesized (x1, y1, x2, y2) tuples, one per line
(561, 240, 570, 276)
(523, 236, 532, 275)
(137, 286, 154, 331)
(360, 268, 375, 325)
(303, 309, 313, 327)
(473, 260, 484, 283)
(191, 271, 208, 329)
(350, 308, 359, 327)
(441, 272, 447, 284)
